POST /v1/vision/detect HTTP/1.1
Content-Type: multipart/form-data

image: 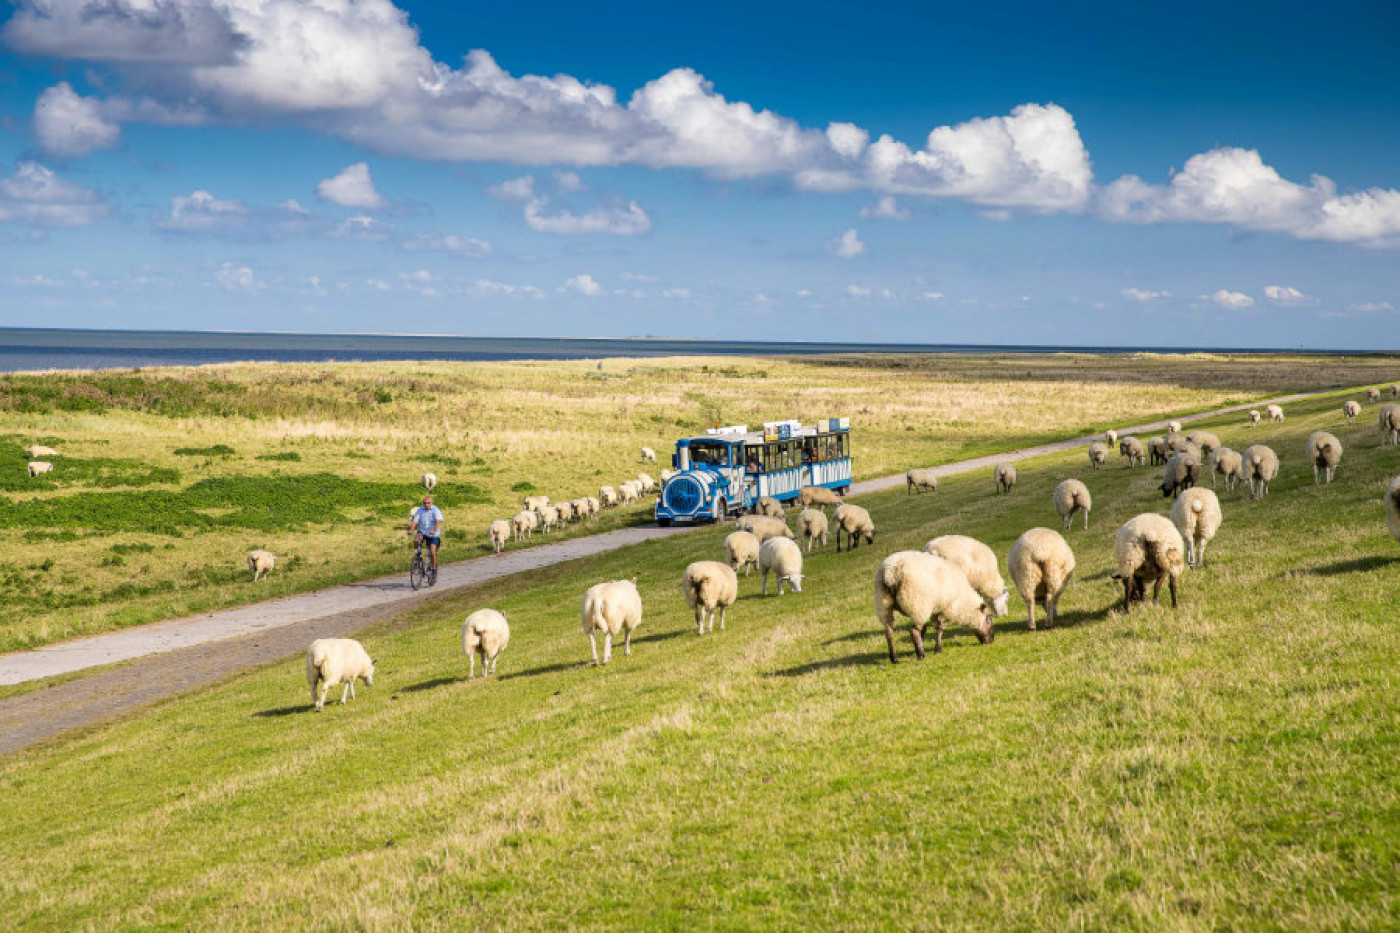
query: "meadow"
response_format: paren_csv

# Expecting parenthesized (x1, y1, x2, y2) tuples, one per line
(6, 352, 1392, 651)
(1, 375, 1398, 929)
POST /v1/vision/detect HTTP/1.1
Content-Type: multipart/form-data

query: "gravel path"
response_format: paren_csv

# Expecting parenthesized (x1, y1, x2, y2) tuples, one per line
(0, 389, 1325, 755)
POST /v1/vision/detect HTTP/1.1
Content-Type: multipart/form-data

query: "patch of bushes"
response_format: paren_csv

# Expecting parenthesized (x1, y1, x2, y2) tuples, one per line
(255, 451, 301, 462)
(421, 454, 462, 468)
(174, 445, 236, 457)
(511, 481, 536, 493)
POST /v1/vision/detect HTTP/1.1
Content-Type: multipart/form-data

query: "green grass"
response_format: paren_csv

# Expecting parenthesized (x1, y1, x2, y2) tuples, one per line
(2, 385, 1398, 929)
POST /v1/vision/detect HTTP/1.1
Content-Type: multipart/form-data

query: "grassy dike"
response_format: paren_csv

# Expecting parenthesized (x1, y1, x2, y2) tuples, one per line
(1, 385, 1397, 929)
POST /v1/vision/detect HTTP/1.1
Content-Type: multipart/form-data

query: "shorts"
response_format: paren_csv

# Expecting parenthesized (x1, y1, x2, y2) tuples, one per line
(418, 535, 441, 547)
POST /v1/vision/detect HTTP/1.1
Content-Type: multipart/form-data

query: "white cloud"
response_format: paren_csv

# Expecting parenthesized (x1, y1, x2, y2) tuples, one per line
(1122, 288, 1171, 301)
(846, 284, 871, 297)
(317, 162, 385, 209)
(214, 262, 260, 291)
(880, 288, 896, 300)
(553, 170, 586, 191)
(860, 195, 909, 220)
(468, 278, 544, 299)
(661, 287, 691, 299)
(157, 189, 248, 232)
(524, 199, 651, 235)
(1263, 285, 1314, 306)
(1205, 289, 1254, 310)
(366, 277, 392, 291)
(331, 215, 391, 240)
(562, 274, 603, 296)
(919, 291, 945, 301)
(832, 228, 865, 258)
(0, 161, 109, 227)
(34, 82, 120, 157)
(488, 175, 538, 201)
(796, 288, 812, 298)
(1348, 301, 1394, 313)
(621, 272, 658, 282)
(401, 233, 493, 257)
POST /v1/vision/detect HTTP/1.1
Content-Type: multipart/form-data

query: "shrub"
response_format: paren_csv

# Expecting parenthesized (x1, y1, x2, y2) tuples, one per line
(174, 445, 236, 457)
(256, 451, 301, 462)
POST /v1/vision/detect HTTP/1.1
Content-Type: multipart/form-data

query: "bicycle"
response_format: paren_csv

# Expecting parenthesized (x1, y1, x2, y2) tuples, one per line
(410, 536, 438, 590)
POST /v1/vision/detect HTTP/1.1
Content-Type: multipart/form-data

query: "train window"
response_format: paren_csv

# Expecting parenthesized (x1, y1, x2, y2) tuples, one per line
(690, 441, 730, 466)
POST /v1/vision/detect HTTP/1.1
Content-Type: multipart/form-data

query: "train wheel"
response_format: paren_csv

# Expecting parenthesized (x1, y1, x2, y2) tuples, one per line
(657, 517, 672, 527)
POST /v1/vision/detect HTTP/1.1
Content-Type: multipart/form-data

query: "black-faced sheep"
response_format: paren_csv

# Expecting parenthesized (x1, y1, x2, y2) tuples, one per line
(1087, 443, 1109, 470)
(1119, 437, 1145, 467)
(994, 463, 1017, 494)
(1242, 445, 1279, 500)
(873, 551, 993, 662)
(247, 549, 276, 582)
(1248, 409, 1261, 426)
(1159, 452, 1199, 498)
(1112, 514, 1186, 611)
(1305, 431, 1342, 485)
(1007, 528, 1075, 631)
(833, 502, 876, 552)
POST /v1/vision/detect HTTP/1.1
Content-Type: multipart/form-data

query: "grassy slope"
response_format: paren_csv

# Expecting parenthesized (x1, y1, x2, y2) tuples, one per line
(2, 387, 1398, 929)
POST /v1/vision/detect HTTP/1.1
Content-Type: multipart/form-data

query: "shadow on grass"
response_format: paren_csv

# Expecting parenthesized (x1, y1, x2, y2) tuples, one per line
(250, 705, 309, 718)
(398, 676, 463, 694)
(766, 651, 888, 677)
(498, 661, 588, 681)
(632, 629, 690, 645)
(1293, 555, 1400, 577)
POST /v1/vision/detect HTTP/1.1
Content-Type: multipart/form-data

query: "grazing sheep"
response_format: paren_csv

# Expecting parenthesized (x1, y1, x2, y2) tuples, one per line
(1212, 447, 1245, 492)
(462, 609, 510, 678)
(1386, 476, 1400, 546)
(523, 495, 551, 514)
(1105, 429, 1118, 447)
(511, 510, 536, 541)
(585, 496, 601, 517)
(873, 551, 993, 663)
(636, 473, 656, 494)
(1176, 440, 1203, 465)
(581, 577, 643, 665)
(247, 549, 276, 582)
(797, 485, 842, 510)
(734, 514, 795, 542)
(537, 505, 558, 533)
(759, 537, 805, 595)
(1305, 431, 1343, 485)
(923, 535, 1010, 616)
(1052, 479, 1092, 531)
(488, 519, 510, 553)
(1112, 514, 1186, 611)
(1267, 404, 1284, 423)
(25, 445, 58, 458)
(1344, 400, 1361, 424)
(622, 481, 643, 503)
(1380, 404, 1400, 446)
(1367, 387, 1382, 402)
(659, 468, 676, 484)
(1119, 437, 1145, 467)
(1186, 430, 1222, 459)
(641, 446, 657, 463)
(571, 498, 591, 522)
(1242, 445, 1279, 499)
(725, 530, 761, 576)
(797, 508, 829, 552)
(833, 502, 876, 552)
(1148, 437, 1170, 466)
(26, 461, 52, 477)
(994, 463, 1017, 494)
(1007, 528, 1075, 631)
(555, 500, 575, 524)
(906, 467, 939, 495)
(599, 486, 619, 508)
(1159, 452, 1199, 498)
(1088, 442, 1109, 470)
(1164, 431, 1188, 453)
(1248, 409, 1261, 426)
(421, 473, 437, 491)
(1167, 420, 1182, 434)
(682, 561, 738, 634)
(1171, 488, 1222, 569)
(753, 496, 785, 518)
(306, 638, 375, 712)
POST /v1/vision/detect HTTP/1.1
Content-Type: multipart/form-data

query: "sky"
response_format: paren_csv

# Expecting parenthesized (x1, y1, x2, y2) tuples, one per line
(0, 0, 1398, 348)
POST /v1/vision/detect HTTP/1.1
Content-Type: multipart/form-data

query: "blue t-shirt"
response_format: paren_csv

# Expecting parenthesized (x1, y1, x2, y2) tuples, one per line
(414, 505, 443, 536)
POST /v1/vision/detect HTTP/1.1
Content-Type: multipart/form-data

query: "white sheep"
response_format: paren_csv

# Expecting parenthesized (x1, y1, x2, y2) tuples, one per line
(1148, 437, 1169, 466)
(1393, 385, 1400, 398)
(617, 481, 640, 504)
(659, 468, 676, 484)
(571, 498, 591, 522)
(421, 473, 437, 491)
(1119, 437, 1145, 467)
(555, 500, 575, 524)
(1087, 442, 1109, 470)
(585, 496, 601, 517)
(1380, 404, 1400, 446)
(247, 549, 276, 582)
(1386, 476, 1400, 546)
(462, 609, 510, 678)
(797, 485, 842, 510)
(1164, 431, 1188, 453)
(1170, 487, 1222, 569)
(922, 535, 1010, 616)
(511, 510, 536, 541)
(1113, 514, 1186, 611)
(306, 638, 375, 711)
(1159, 452, 1199, 498)
(538, 505, 559, 533)
(1344, 400, 1361, 424)
(1052, 479, 1092, 531)
(906, 468, 939, 495)
(1266, 404, 1284, 423)
(523, 494, 551, 514)
(759, 537, 805, 595)
(1186, 430, 1221, 459)
(1305, 431, 1343, 485)
(797, 508, 829, 552)
(1248, 409, 1261, 426)
(581, 576, 643, 665)
(873, 551, 993, 663)
(753, 496, 785, 518)
(725, 530, 761, 576)
(1167, 420, 1182, 434)
(734, 514, 795, 542)
(599, 485, 619, 508)
(488, 519, 510, 553)
(682, 561, 738, 634)
(641, 446, 657, 464)
(636, 473, 656, 494)
(993, 462, 1017, 494)
(1105, 429, 1119, 447)
(1367, 387, 1382, 402)
(1212, 447, 1245, 492)
(1007, 528, 1075, 631)
(833, 502, 876, 552)
(26, 461, 53, 477)
(1242, 444, 1279, 500)
(25, 444, 58, 458)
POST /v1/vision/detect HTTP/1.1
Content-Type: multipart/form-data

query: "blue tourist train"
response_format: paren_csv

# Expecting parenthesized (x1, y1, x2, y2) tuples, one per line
(654, 418, 852, 525)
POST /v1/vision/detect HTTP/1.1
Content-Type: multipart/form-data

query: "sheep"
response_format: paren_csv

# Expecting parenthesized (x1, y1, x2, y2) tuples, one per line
(555, 500, 575, 524)
(585, 496, 601, 517)
(1171, 487, 1222, 569)
(511, 510, 536, 541)
(636, 473, 656, 494)
(598, 486, 619, 508)
(462, 609, 510, 678)
(1167, 420, 1182, 434)
(1212, 447, 1245, 492)
(421, 473, 437, 491)
(1112, 514, 1186, 611)
(873, 551, 993, 662)
(641, 446, 657, 464)
(797, 508, 829, 552)
(571, 498, 591, 522)
(682, 561, 738, 634)
(833, 502, 876, 552)
(25, 444, 58, 458)
(1087, 442, 1109, 470)
(1186, 430, 1222, 459)
(1176, 441, 1203, 465)
(759, 537, 805, 595)
(1242, 445, 1279, 499)
(753, 496, 785, 518)
(1305, 431, 1343, 485)
(1104, 429, 1119, 447)
(1386, 476, 1400, 546)
(734, 514, 795, 542)
(1248, 409, 1261, 426)
(1159, 452, 1199, 498)
(26, 461, 53, 477)
(1164, 431, 1188, 453)
(1007, 528, 1075, 631)
(1148, 436, 1170, 466)
(247, 549, 276, 582)
(1267, 404, 1284, 423)
(906, 467, 939, 495)
(488, 519, 510, 553)
(922, 535, 1010, 616)
(1380, 404, 1400, 446)
(1367, 387, 1382, 402)
(659, 468, 676, 484)
(994, 463, 1017, 494)
(306, 638, 375, 711)
(618, 481, 640, 504)
(538, 505, 559, 533)
(797, 485, 842, 510)
(1052, 479, 1092, 531)
(1114, 437, 1143, 468)
(1344, 400, 1362, 424)
(581, 576, 643, 665)
(523, 495, 551, 514)
(725, 530, 761, 576)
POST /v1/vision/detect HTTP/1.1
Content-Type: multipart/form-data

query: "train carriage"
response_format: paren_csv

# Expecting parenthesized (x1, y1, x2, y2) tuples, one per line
(655, 418, 852, 525)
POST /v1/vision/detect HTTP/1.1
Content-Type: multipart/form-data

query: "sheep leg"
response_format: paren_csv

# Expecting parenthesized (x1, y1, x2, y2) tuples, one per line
(695, 604, 705, 635)
(309, 674, 321, 708)
(878, 602, 899, 664)
(1198, 539, 1208, 567)
(317, 681, 330, 712)
(603, 632, 614, 664)
(911, 623, 928, 660)
(718, 606, 726, 631)
(623, 629, 632, 657)
(1121, 577, 1132, 614)
(469, 652, 477, 680)
(1151, 578, 1162, 605)
(340, 682, 351, 705)
(1083, 509, 1089, 531)
(589, 632, 600, 666)
(1047, 593, 1059, 628)
(1026, 591, 1037, 631)
(1169, 577, 1178, 609)
(762, 570, 769, 596)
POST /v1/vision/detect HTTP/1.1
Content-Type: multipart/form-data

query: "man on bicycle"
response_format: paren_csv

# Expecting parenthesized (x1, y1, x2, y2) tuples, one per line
(408, 495, 444, 573)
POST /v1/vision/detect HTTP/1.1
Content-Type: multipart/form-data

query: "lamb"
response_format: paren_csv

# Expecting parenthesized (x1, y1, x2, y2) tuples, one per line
(511, 510, 536, 541)
(1305, 431, 1343, 485)
(523, 495, 551, 514)
(1386, 476, 1400, 546)
(1170, 487, 1222, 569)
(641, 446, 657, 463)
(1052, 479, 1092, 531)
(538, 505, 559, 533)
(753, 496, 785, 518)
(797, 485, 842, 510)
(488, 519, 510, 553)
(682, 561, 738, 634)
(1159, 452, 1199, 498)
(1112, 514, 1186, 611)
(1148, 437, 1170, 466)
(833, 502, 876, 552)
(421, 473, 437, 491)
(306, 638, 375, 711)
(1267, 404, 1284, 423)
(1007, 528, 1075, 631)
(1186, 430, 1222, 459)
(1119, 437, 1145, 467)
(1167, 420, 1182, 434)
(462, 609, 510, 678)
(1248, 409, 1261, 426)
(636, 473, 656, 494)
(759, 537, 805, 595)
(1212, 447, 1244, 492)
(1087, 442, 1109, 470)
(1241, 445, 1279, 499)
(994, 463, 1017, 494)
(873, 551, 993, 662)
(247, 549, 276, 582)
(1104, 429, 1119, 447)
(1380, 404, 1400, 446)
(26, 461, 53, 477)
(25, 444, 58, 458)
(599, 486, 619, 508)
(734, 514, 795, 542)
(906, 467, 939, 495)
(797, 508, 829, 552)
(724, 530, 761, 576)
(1367, 387, 1382, 402)
(1344, 400, 1361, 424)
(581, 576, 643, 665)
(922, 535, 1010, 616)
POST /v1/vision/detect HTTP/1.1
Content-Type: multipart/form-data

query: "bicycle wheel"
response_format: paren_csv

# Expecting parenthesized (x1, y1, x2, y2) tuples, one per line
(410, 552, 427, 591)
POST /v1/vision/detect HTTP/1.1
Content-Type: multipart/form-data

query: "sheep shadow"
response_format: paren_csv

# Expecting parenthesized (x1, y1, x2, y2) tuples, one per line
(497, 661, 588, 681)
(632, 629, 690, 646)
(398, 675, 463, 694)
(1293, 555, 1400, 578)
(766, 651, 889, 677)
(250, 705, 309, 718)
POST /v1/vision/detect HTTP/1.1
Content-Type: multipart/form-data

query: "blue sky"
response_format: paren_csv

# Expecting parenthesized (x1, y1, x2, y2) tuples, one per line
(0, 0, 1397, 348)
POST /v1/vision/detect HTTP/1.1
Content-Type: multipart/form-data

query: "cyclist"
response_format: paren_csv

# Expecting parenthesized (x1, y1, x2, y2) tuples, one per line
(408, 495, 444, 574)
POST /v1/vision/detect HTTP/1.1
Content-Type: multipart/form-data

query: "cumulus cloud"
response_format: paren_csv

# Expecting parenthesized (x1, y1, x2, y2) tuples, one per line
(860, 195, 909, 220)
(919, 291, 945, 300)
(468, 278, 544, 299)
(1205, 289, 1254, 310)
(317, 162, 385, 209)
(1122, 288, 1170, 301)
(0, 161, 109, 227)
(524, 199, 650, 235)
(157, 189, 248, 232)
(401, 233, 493, 257)
(214, 262, 260, 291)
(562, 274, 603, 296)
(34, 83, 121, 157)
(831, 228, 865, 258)
(1263, 285, 1315, 306)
